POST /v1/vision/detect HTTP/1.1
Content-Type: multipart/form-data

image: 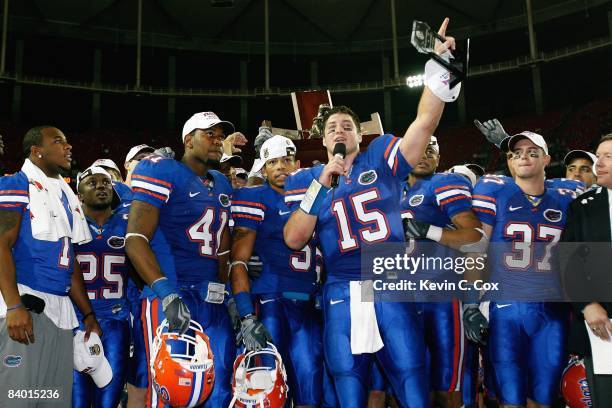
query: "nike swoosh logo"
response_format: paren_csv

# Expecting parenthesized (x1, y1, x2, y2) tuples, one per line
(259, 299, 275, 304)
(278, 210, 291, 216)
(330, 299, 344, 305)
(509, 206, 522, 211)
(122, 203, 131, 208)
(496, 304, 511, 309)
(189, 192, 201, 198)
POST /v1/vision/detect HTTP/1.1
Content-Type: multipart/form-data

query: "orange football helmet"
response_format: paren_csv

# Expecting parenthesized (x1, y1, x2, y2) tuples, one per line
(150, 319, 215, 408)
(561, 356, 592, 408)
(230, 343, 288, 407)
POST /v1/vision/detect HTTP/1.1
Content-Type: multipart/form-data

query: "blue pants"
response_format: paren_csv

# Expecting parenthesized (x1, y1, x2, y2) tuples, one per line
(72, 319, 130, 408)
(323, 281, 428, 408)
(258, 295, 323, 406)
(128, 296, 148, 388)
(488, 302, 568, 405)
(461, 341, 480, 407)
(142, 289, 236, 408)
(423, 301, 464, 392)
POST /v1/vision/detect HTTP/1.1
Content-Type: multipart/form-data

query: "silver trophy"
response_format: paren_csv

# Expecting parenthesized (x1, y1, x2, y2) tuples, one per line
(411, 20, 469, 88)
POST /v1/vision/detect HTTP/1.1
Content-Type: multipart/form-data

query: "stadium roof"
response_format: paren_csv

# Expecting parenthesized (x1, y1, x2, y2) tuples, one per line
(6, 0, 610, 54)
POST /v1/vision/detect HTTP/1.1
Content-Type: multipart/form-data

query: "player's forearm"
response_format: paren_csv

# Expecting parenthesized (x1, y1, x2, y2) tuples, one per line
(69, 263, 94, 316)
(0, 211, 21, 307)
(0, 245, 20, 307)
(217, 226, 231, 283)
(439, 228, 483, 250)
(125, 239, 165, 286)
(284, 210, 316, 250)
(229, 227, 255, 294)
(400, 87, 445, 166)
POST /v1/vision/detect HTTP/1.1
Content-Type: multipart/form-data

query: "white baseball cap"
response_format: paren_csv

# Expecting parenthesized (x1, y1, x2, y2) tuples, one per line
(125, 144, 154, 164)
(248, 159, 264, 179)
(91, 159, 121, 175)
(428, 135, 440, 154)
(251, 135, 297, 173)
(220, 153, 243, 166)
(507, 131, 549, 155)
(234, 168, 248, 179)
(76, 166, 122, 210)
(563, 150, 597, 166)
(73, 331, 113, 388)
(448, 164, 477, 187)
(182, 112, 235, 142)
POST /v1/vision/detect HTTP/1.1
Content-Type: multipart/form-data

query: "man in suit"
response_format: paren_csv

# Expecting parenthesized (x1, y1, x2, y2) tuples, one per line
(561, 133, 612, 406)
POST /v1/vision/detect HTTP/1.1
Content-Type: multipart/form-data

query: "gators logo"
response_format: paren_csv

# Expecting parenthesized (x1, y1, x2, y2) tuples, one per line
(107, 236, 125, 249)
(3, 355, 22, 368)
(543, 209, 562, 222)
(358, 170, 377, 185)
(219, 194, 230, 207)
(409, 194, 424, 207)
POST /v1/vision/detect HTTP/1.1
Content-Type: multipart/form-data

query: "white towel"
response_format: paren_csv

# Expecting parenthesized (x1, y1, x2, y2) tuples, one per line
(21, 159, 91, 244)
(349, 280, 384, 354)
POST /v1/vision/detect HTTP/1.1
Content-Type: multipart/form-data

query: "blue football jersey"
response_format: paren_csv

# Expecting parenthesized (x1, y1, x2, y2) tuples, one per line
(75, 212, 130, 320)
(131, 155, 232, 286)
(231, 183, 317, 295)
(284, 135, 412, 283)
(472, 175, 575, 300)
(0, 171, 75, 295)
(400, 172, 473, 280)
(113, 181, 133, 203)
(545, 178, 585, 195)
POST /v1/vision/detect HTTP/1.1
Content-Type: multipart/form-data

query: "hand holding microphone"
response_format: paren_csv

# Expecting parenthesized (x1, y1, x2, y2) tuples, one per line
(328, 143, 346, 188)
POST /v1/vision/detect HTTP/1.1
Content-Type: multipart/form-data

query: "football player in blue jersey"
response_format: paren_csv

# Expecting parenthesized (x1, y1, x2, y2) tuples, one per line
(475, 118, 586, 194)
(0, 126, 102, 406)
(72, 166, 131, 408)
(230, 135, 323, 407)
(91, 158, 134, 203)
(125, 112, 235, 407)
(283, 18, 460, 407)
(400, 136, 485, 408)
(471, 131, 574, 407)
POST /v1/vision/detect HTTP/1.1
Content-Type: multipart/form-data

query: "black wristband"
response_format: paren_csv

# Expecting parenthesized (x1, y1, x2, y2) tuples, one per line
(81, 311, 95, 322)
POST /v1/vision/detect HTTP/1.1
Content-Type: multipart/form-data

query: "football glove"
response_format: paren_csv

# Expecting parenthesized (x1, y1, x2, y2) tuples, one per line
(226, 298, 243, 346)
(403, 218, 433, 240)
(153, 146, 175, 159)
(463, 303, 488, 345)
(240, 315, 272, 351)
(162, 294, 191, 335)
(473, 118, 509, 149)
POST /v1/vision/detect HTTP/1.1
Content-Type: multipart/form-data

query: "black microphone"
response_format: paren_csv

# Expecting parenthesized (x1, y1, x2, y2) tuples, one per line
(330, 143, 346, 188)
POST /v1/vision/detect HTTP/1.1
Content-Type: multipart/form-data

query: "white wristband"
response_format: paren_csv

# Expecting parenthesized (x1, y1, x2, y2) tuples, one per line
(425, 225, 443, 242)
(126, 232, 149, 243)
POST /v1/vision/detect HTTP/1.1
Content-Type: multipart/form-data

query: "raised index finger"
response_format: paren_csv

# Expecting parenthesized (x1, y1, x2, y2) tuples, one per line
(438, 17, 449, 38)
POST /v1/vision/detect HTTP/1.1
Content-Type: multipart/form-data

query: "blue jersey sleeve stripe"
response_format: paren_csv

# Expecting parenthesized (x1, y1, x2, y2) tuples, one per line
(131, 180, 170, 200)
(231, 205, 265, 219)
(0, 189, 28, 195)
(0, 195, 29, 203)
(385, 138, 401, 171)
(231, 200, 266, 210)
(436, 188, 472, 202)
(233, 213, 262, 222)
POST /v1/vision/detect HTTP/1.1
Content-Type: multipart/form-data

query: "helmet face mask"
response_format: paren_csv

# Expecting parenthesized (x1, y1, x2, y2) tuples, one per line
(560, 356, 591, 408)
(150, 319, 215, 407)
(231, 343, 288, 407)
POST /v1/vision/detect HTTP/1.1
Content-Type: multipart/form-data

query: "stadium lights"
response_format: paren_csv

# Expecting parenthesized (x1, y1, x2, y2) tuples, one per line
(406, 74, 425, 88)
